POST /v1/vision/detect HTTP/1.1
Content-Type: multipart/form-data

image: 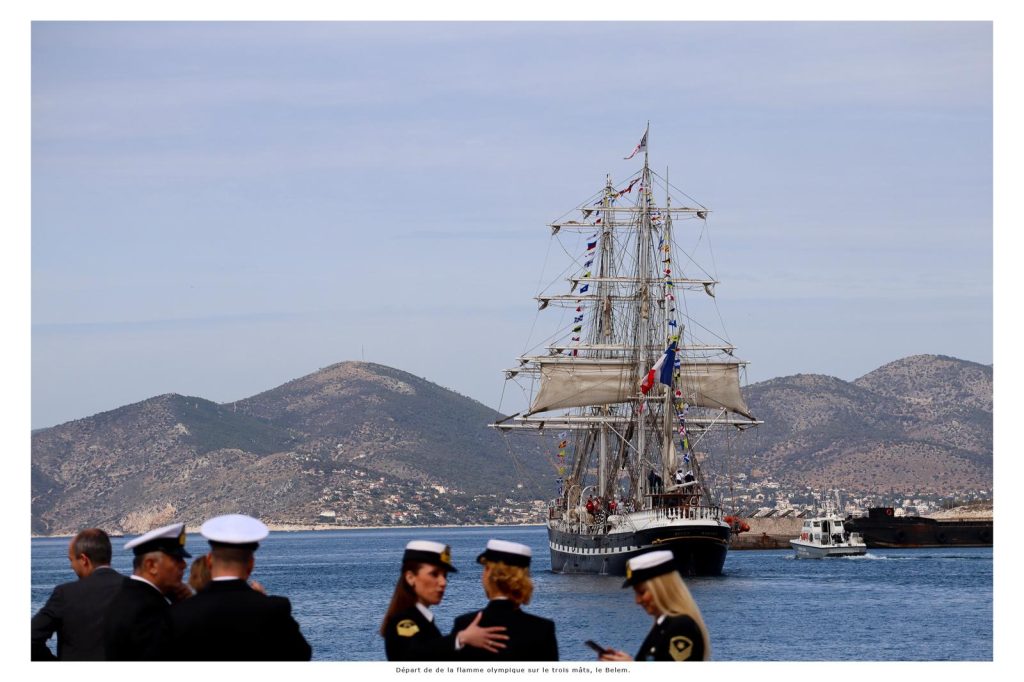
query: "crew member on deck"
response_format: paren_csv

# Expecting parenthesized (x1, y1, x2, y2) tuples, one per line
(451, 539, 559, 661)
(382, 540, 508, 661)
(597, 550, 710, 661)
(169, 514, 311, 660)
(103, 522, 192, 660)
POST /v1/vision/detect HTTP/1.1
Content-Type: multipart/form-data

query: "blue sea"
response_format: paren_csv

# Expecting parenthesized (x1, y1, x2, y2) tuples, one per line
(31, 525, 992, 661)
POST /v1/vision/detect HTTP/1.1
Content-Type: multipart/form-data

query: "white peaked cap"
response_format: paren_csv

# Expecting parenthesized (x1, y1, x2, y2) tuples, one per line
(623, 549, 677, 587)
(406, 540, 447, 554)
(477, 539, 532, 567)
(124, 522, 191, 558)
(200, 514, 269, 546)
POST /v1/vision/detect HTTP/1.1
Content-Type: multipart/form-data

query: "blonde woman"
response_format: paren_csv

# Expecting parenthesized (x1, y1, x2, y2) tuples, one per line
(598, 550, 710, 661)
(451, 539, 558, 661)
(381, 540, 508, 661)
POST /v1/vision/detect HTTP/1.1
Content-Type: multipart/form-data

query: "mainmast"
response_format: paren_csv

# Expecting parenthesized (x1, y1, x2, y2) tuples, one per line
(662, 167, 677, 476)
(635, 129, 652, 497)
(595, 174, 615, 498)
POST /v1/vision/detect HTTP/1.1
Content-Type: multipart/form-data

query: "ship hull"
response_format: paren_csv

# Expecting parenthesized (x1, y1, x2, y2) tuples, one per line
(789, 539, 866, 559)
(845, 509, 992, 548)
(548, 521, 730, 576)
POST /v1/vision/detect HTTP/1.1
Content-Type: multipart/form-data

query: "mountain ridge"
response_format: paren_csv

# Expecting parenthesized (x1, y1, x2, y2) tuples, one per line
(31, 355, 992, 535)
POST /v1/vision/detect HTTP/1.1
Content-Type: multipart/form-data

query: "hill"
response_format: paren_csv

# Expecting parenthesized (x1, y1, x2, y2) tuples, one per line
(31, 363, 549, 535)
(31, 355, 993, 535)
(732, 355, 992, 493)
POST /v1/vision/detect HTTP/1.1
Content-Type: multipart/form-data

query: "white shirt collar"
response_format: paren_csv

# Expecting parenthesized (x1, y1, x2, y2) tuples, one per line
(657, 614, 667, 625)
(212, 576, 244, 581)
(129, 574, 170, 603)
(415, 602, 435, 622)
(129, 574, 160, 592)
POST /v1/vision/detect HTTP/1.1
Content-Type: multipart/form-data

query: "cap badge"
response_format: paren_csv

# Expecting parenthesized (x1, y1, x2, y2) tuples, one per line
(625, 565, 632, 580)
(440, 547, 452, 565)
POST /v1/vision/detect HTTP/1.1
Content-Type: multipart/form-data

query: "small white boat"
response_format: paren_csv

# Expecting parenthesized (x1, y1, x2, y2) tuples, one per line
(790, 512, 867, 559)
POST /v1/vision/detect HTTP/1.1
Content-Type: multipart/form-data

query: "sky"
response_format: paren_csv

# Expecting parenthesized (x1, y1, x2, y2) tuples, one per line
(9, 4, 1019, 677)
(27, 20, 995, 430)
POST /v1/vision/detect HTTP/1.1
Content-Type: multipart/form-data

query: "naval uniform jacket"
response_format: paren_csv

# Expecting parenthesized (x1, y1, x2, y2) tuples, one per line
(384, 604, 458, 661)
(31, 566, 126, 660)
(634, 614, 707, 661)
(103, 576, 174, 660)
(169, 578, 312, 661)
(451, 599, 559, 661)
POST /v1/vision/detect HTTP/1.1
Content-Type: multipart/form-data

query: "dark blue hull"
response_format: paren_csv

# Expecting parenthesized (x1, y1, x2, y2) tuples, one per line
(548, 523, 730, 576)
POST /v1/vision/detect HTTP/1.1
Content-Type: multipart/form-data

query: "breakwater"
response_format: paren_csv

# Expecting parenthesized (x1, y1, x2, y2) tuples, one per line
(730, 517, 801, 550)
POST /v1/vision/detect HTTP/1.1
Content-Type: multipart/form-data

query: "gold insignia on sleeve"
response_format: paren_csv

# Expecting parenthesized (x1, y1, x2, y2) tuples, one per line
(396, 619, 420, 637)
(668, 636, 694, 661)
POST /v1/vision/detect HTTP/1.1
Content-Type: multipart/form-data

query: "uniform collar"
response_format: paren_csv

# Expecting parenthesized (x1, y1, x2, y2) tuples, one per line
(129, 575, 170, 603)
(415, 602, 435, 622)
(129, 574, 161, 593)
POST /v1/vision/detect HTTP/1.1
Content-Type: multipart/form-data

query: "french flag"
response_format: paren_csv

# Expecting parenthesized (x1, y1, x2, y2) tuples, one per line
(640, 342, 678, 394)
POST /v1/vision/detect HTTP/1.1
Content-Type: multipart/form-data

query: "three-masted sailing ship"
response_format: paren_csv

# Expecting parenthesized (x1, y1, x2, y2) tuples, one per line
(495, 127, 761, 576)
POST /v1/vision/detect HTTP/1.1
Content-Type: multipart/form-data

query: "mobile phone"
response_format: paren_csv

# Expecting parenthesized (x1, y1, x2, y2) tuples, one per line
(585, 640, 608, 655)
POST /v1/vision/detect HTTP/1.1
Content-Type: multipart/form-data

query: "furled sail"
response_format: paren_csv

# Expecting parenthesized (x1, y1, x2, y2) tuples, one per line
(676, 362, 753, 419)
(529, 359, 634, 414)
(528, 357, 752, 419)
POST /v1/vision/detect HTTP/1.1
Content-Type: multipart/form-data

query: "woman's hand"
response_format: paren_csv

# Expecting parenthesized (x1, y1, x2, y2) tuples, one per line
(599, 648, 634, 661)
(458, 612, 509, 653)
(166, 582, 195, 603)
(248, 579, 266, 595)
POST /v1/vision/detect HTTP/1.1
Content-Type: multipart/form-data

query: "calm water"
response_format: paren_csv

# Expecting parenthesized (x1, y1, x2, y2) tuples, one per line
(31, 526, 992, 661)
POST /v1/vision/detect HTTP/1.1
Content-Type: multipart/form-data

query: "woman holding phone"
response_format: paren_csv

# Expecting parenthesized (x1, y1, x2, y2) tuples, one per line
(597, 550, 710, 662)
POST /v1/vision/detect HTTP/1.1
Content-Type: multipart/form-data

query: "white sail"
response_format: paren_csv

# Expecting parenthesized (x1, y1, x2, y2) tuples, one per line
(527, 358, 752, 418)
(529, 359, 634, 413)
(676, 363, 753, 419)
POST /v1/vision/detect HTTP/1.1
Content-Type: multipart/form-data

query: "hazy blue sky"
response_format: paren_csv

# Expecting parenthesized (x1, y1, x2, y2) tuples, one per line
(30, 21, 993, 429)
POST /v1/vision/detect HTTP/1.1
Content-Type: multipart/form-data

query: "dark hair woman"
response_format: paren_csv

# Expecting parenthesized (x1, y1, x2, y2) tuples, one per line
(449, 539, 559, 661)
(381, 540, 508, 661)
(597, 550, 710, 661)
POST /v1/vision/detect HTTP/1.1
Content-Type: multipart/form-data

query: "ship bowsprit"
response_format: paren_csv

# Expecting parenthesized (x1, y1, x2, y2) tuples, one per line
(547, 521, 731, 577)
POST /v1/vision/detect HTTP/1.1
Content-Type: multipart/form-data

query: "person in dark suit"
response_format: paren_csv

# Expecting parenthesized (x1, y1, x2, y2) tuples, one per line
(169, 514, 312, 661)
(597, 550, 710, 662)
(103, 522, 192, 661)
(381, 540, 508, 661)
(450, 539, 559, 661)
(31, 528, 125, 660)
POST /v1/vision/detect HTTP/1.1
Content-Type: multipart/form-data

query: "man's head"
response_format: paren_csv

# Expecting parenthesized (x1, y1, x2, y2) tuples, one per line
(124, 522, 191, 594)
(208, 545, 255, 579)
(133, 550, 186, 593)
(200, 514, 269, 580)
(68, 528, 112, 579)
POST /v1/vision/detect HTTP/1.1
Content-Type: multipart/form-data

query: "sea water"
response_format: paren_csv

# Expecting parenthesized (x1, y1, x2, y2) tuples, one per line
(30, 525, 992, 661)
